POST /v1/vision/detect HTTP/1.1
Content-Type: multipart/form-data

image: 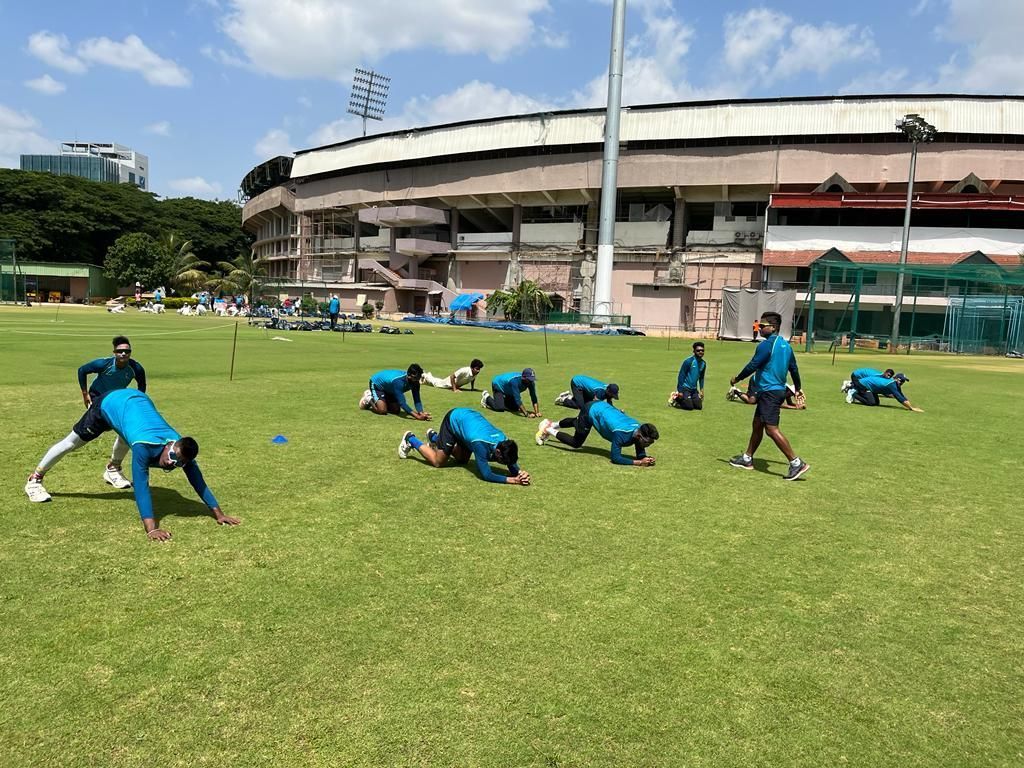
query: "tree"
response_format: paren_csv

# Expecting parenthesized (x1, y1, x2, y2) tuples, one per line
(486, 279, 552, 323)
(103, 232, 161, 288)
(212, 252, 269, 303)
(160, 234, 209, 294)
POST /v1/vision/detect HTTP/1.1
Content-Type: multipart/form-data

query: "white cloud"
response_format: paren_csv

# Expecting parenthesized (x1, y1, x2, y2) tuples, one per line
(0, 104, 53, 168)
(931, 0, 1024, 92)
(27, 31, 86, 74)
(24, 74, 66, 95)
(254, 128, 294, 157)
(297, 96, 312, 108)
(167, 176, 224, 198)
(723, 9, 789, 76)
(200, 44, 250, 69)
(79, 35, 192, 87)
(839, 68, 912, 96)
(145, 121, 172, 136)
(217, 0, 550, 80)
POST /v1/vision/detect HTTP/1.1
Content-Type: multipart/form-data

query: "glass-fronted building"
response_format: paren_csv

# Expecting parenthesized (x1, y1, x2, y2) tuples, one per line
(20, 154, 122, 184)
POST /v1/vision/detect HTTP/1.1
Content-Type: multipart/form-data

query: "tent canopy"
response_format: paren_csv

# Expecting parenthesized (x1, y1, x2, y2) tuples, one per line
(450, 292, 485, 311)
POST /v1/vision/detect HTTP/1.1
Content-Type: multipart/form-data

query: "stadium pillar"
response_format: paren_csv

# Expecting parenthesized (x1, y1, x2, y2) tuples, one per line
(593, 0, 626, 320)
(805, 261, 818, 353)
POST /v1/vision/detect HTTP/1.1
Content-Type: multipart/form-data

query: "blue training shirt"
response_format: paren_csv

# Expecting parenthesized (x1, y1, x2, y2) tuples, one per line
(852, 367, 883, 379)
(587, 400, 646, 466)
(447, 407, 521, 483)
(98, 389, 218, 520)
(370, 369, 423, 414)
(571, 374, 607, 397)
(676, 355, 706, 392)
(858, 375, 908, 404)
(491, 372, 537, 409)
(78, 357, 146, 397)
(328, 297, 340, 313)
(736, 333, 801, 392)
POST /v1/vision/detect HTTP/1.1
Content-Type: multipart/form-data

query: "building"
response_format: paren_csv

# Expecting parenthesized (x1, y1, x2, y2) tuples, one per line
(240, 94, 1024, 332)
(21, 141, 149, 191)
(0, 260, 119, 303)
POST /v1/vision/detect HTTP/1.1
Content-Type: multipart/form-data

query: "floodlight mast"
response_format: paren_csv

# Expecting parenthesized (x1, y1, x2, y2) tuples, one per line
(890, 114, 937, 351)
(347, 67, 390, 137)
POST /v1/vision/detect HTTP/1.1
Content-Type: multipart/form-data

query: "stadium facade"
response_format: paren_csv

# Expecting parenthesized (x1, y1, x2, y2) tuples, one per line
(240, 94, 1024, 332)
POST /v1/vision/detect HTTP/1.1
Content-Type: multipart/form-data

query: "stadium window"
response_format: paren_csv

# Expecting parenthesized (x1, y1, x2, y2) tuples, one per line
(687, 203, 715, 231)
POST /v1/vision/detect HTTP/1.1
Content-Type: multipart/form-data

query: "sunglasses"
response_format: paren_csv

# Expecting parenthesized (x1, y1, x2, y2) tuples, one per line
(166, 446, 187, 468)
(114, 348, 132, 355)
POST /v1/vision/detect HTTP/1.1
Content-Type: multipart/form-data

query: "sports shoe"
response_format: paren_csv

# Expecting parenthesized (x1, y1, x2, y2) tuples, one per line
(840, 380, 852, 393)
(726, 387, 741, 402)
(728, 454, 754, 470)
(783, 460, 810, 481)
(845, 389, 855, 404)
(103, 466, 132, 489)
(535, 418, 552, 446)
(667, 392, 677, 407)
(398, 431, 414, 459)
(426, 429, 438, 446)
(480, 390, 490, 409)
(554, 390, 573, 407)
(25, 476, 51, 503)
(359, 389, 373, 409)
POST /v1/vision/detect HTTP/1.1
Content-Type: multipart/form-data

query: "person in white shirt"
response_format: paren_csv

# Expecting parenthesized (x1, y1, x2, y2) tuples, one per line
(422, 359, 484, 391)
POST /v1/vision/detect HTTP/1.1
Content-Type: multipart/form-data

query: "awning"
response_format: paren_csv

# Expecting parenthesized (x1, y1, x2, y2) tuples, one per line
(450, 292, 485, 311)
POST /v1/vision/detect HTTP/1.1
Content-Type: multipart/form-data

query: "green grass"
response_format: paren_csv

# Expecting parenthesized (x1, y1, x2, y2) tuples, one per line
(1, 305, 1022, 767)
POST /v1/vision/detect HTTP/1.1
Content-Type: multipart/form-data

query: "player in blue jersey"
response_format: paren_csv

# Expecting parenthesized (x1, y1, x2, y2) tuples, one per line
(76, 336, 147, 489)
(360, 364, 431, 420)
(398, 408, 530, 485)
(849, 372, 923, 411)
(24, 389, 238, 540)
(728, 312, 810, 480)
(536, 399, 659, 467)
(554, 374, 619, 409)
(669, 342, 706, 410)
(482, 368, 541, 418)
(727, 370, 805, 410)
(840, 367, 893, 400)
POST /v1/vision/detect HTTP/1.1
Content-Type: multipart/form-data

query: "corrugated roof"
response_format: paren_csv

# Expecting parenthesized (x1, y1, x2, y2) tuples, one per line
(291, 95, 1024, 180)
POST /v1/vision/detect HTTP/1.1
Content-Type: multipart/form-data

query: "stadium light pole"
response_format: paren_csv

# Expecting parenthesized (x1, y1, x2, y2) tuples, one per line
(348, 67, 390, 137)
(890, 114, 937, 350)
(593, 0, 627, 321)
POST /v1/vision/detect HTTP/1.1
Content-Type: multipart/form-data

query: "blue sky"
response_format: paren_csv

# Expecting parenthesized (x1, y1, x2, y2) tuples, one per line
(1, 0, 1019, 201)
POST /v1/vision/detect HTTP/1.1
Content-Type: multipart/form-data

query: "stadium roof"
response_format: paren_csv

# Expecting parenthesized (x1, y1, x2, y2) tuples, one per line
(291, 95, 1024, 181)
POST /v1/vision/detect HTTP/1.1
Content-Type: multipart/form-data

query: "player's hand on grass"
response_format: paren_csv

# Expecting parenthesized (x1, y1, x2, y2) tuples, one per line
(636, 456, 656, 467)
(510, 471, 531, 486)
(911, 407, 924, 413)
(214, 511, 241, 526)
(147, 528, 172, 541)
(414, 411, 431, 421)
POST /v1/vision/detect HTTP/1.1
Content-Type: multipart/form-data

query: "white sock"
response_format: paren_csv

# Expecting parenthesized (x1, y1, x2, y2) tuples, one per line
(546, 425, 559, 436)
(790, 457, 802, 467)
(742, 453, 752, 462)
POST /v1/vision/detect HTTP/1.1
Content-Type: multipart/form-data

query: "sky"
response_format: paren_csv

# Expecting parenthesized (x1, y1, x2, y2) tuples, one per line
(1, 0, 1022, 201)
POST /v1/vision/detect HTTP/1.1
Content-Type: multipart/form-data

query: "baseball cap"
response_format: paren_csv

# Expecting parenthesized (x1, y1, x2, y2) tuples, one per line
(893, 372, 910, 383)
(521, 368, 537, 382)
(604, 383, 620, 400)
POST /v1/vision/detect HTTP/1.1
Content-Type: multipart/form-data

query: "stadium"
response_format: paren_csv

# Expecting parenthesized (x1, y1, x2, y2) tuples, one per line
(242, 93, 1024, 340)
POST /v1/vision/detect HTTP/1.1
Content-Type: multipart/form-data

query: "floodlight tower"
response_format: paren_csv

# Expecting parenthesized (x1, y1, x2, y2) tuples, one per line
(890, 113, 937, 350)
(348, 67, 390, 137)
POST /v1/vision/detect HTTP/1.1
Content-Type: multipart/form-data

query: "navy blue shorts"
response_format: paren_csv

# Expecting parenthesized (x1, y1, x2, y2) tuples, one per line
(754, 390, 786, 426)
(73, 396, 113, 442)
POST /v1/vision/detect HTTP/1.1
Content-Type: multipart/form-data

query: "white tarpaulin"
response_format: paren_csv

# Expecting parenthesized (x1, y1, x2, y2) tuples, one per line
(719, 289, 796, 340)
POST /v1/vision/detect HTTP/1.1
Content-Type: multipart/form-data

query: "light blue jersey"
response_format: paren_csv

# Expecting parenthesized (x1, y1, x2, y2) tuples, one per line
(736, 333, 801, 393)
(676, 355, 706, 391)
(78, 357, 146, 397)
(571, 374, 606, 396)
(100, 389, 179, 446)
(446, 407, 520, 483)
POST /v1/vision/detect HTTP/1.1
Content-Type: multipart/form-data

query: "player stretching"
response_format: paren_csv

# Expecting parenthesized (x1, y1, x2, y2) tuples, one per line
(536, 400, 658, 467)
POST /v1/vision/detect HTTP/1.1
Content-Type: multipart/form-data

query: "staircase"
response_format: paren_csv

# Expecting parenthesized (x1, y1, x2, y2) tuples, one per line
(358, 258, 459, 307)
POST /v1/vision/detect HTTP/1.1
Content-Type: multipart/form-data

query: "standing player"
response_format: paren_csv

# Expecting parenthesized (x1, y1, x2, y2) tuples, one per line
(24, 389, 239, 540)
(328, 294, 341, 330)
(481, 368, 541, 418)
(727, 371, 805, 410)
(728, 312, 810, 480)
(360, 365, 431, 420)
(849, 373, 923, 411)
(398, 407, 530, 485)
(421, 359, 484, 391)
(669, 342, 706, 410)
(554, 374, 619, 410)
(536, 400, 659, 467)
(77, 336, 147, 489)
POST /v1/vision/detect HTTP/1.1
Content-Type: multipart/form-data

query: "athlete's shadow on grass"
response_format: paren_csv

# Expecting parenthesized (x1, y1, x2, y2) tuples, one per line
(544, 444, 621, 459)
(50, 487, 214, 522)
(714, 457, 787, 477)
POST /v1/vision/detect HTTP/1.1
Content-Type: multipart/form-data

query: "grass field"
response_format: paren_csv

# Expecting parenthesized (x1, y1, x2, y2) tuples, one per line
(1, 305, 1022, 767)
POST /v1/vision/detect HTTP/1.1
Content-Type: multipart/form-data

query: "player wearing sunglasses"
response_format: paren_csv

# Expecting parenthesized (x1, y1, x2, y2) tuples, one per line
(25, 389, 238, 540)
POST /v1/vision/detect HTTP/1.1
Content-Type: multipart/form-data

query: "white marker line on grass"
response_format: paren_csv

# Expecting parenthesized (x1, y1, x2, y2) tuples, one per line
(7, 324, 236, 338)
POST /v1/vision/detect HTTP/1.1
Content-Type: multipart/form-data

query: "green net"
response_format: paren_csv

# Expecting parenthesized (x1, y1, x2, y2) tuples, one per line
(0, 239, 20, 303)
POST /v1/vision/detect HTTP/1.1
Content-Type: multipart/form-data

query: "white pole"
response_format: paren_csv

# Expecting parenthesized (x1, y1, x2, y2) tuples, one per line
(890, 140, 919, 349)
(593, 0, 626, 321)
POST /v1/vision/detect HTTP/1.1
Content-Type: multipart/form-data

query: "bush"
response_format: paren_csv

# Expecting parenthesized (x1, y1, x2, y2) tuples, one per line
(362, 302, 374, 318)
(125, 296, 195, 309)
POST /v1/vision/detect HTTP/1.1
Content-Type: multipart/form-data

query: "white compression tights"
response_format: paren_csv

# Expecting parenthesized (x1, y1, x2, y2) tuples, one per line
(36, 433, 128, 473)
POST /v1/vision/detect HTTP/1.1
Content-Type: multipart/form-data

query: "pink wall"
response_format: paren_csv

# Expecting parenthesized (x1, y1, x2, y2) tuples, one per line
(630, 286, 690, 327)
(459, 261, 508, 292)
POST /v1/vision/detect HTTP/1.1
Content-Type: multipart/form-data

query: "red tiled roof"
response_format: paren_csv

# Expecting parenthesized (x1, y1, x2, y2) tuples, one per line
(763, 250, 1021, 267)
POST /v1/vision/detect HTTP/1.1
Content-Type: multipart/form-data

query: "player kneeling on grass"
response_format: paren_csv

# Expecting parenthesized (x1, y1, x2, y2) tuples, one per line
(554, 374, 619, 410)
(24, 389, 239, 540)
(669, 342, 706, 410)
(360, 364, 431, 421)
(536, 399, 659, 467)
(398, 407, 530, 485)
(848, 372, 922, 412)
(481, 368, 542, 419)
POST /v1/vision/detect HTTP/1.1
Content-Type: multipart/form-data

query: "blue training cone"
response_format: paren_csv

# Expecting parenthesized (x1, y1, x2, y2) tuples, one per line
(271, 435, 289, 444)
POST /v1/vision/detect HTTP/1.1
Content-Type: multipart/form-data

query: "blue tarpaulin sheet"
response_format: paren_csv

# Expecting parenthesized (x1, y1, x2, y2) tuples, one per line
(449, 292, 485, 311)
(400, 315, 645, 336)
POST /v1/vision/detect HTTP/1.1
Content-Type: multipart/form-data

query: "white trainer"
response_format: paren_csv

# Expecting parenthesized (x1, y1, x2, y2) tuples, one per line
(845, 389, 856, 404)
(359, 389, 373, 409)
(480, 390, 490, 409)
(398, 431, 414, 459)
(25, 477, 51, 503)
(103, 466, 132, 489)
(535, 418, 552, 446)
(840, 380, 852, 393)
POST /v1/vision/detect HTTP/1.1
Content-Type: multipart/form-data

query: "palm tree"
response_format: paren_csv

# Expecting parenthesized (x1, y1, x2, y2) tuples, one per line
(163, 234, 209, 294)
(213, 252, 269, 305)
(486, 279, 552, 323)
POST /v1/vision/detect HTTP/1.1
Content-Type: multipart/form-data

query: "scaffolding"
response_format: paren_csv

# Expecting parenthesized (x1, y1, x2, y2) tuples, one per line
(803, 259, 1024, 355)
